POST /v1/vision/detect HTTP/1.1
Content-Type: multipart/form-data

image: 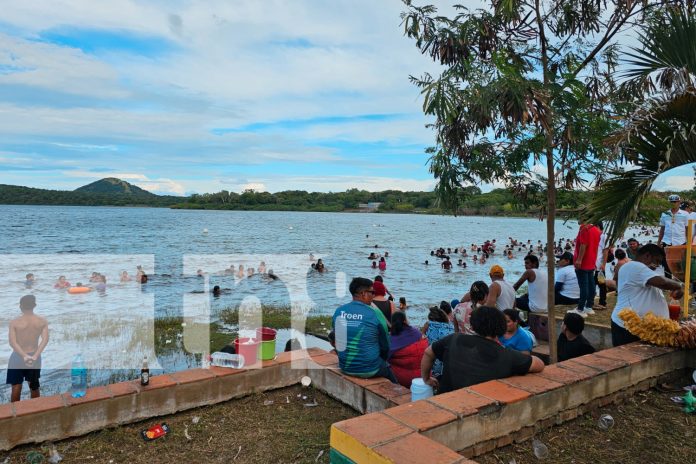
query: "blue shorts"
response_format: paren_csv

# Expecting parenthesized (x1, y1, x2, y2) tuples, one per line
(6, 352, 41, 390)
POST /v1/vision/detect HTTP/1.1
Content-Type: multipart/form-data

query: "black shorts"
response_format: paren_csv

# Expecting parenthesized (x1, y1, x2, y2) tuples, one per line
(6, 352, 41, 390)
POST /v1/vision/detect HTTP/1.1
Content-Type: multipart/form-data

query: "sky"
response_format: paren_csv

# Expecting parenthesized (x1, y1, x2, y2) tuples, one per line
(0, 0, 692, 196)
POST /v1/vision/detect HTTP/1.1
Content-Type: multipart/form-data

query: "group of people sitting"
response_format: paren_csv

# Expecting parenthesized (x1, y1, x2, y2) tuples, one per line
(331, 277, 596, 393)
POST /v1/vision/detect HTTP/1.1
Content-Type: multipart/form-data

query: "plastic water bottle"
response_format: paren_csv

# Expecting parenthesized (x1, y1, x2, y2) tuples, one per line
(70, 354, 87, 398)
(210, 352, 245, 369)
(532, 438, 549, 459)
(598, 414, 614, 430)
(410, 378, 434, 401)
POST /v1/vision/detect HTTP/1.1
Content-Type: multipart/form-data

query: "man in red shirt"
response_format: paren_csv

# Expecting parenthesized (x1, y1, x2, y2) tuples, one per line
(569, 221, 602, 318)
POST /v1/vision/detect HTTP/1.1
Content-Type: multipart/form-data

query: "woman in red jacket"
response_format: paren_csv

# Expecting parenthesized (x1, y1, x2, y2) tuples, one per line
(388, 312, 428, 388)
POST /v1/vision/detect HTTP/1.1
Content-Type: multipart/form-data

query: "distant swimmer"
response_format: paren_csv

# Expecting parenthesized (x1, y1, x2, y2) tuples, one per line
(258, 261, 267, 274)
(7, 295, 49, 402)
(120, 271, 132, 282)
(442, 258, 452, 270)
(89, 272, 100, 283)
(53, 276, 71, 289)
(247, 267, 255, 278)
(267, 269, 279, 280)
(378, 257, 387, 271)
(236, 265, 245, 279)
(372, 261, 377, 269)
(315, 259, 326, 272)
(196, 269, 204, 277)
(24, 274, 35, 289)
(368, 252, 378, 260)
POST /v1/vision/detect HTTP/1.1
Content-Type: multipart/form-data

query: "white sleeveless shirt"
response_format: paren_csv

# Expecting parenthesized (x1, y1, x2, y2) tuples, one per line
(495, 279, 516, 311)
(528, 268, 548, 312)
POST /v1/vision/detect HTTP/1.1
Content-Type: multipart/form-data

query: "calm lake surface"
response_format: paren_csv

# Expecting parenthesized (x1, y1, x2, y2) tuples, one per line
(0, 205, 580, 399)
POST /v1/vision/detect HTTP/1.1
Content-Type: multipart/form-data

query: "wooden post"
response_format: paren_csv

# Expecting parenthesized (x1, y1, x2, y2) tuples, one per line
(684, 219, 694, 318)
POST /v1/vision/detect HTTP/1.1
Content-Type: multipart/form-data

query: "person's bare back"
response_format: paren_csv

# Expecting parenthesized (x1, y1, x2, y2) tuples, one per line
(10, 314, 47, 356)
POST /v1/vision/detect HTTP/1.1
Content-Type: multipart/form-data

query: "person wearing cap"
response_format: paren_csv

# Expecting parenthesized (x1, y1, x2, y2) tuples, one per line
(483, 265, 516, 311)
(657, 194, 689, 277)
(555, 252, 580, 306)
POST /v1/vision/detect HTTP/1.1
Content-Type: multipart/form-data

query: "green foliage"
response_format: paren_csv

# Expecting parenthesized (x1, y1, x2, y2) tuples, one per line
(585, 4, 696, 242)
(0, 184, 180, 207)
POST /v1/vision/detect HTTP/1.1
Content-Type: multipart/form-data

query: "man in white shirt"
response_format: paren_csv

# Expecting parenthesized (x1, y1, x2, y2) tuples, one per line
(610, 244, 684, 346)
(555, 252, 580, 306)
(658, 194, 689, 277)
(513, 254, 548, 313)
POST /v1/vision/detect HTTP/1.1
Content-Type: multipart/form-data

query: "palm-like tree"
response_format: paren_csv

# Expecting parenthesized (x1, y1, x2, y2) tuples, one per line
(585, 5, 696, 241)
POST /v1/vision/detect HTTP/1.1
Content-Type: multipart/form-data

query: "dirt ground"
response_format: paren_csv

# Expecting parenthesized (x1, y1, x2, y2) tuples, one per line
(477, 381, 696, 464)
(0, 384, 357, 464)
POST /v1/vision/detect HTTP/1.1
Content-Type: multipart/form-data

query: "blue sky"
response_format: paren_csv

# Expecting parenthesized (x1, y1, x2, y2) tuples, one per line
(0, 1, 692, 196)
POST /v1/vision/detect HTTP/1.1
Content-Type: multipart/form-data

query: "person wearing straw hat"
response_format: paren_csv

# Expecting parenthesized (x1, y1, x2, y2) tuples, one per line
(483, 265, 516, 311)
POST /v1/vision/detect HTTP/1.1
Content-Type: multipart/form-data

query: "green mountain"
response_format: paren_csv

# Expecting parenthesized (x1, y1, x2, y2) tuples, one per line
(74, 177, 156, 196)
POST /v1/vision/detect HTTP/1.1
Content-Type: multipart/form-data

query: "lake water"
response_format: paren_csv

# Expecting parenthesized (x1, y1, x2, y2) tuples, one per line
(0, 205, 583, 399)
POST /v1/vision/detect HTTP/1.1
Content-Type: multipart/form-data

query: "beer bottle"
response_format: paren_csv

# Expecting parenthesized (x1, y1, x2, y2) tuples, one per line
(140, 356, 150, 386)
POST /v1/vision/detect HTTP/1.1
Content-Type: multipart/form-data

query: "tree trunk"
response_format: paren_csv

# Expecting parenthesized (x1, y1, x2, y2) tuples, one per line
(546, 151, 558, 363)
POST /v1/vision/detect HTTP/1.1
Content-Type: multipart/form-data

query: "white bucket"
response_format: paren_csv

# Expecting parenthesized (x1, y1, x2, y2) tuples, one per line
(410, 378, 433, 401)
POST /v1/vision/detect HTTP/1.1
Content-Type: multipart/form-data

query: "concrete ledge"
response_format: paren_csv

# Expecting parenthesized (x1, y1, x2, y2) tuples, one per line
(330, 342, 692, 463)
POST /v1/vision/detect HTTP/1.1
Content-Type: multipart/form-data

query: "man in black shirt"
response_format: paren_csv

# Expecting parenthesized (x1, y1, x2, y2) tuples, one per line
(420, 306, 544, 393)
(557, 313, 595, 362)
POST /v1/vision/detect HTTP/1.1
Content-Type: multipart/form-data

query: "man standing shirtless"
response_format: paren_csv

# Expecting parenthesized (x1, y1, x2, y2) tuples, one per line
(7, 295, 49, 402)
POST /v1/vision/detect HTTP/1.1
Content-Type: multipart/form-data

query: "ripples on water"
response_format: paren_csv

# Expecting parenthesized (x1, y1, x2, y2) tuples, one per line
(1, 205, 589, 398)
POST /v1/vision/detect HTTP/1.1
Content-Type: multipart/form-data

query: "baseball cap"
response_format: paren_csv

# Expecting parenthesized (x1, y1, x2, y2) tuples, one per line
(557, 251, 574, 263)
(668, 194, 681, 202)
(489, 265, 504, 277)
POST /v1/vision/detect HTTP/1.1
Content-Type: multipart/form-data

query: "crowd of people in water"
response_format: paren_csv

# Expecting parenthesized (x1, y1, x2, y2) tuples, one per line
(6, 196, 680, 402)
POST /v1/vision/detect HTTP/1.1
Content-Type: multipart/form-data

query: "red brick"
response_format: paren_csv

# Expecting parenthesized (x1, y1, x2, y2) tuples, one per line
(0, 402, 14, 420)
(273, 351, 294, 364)
(138, 374, 177, 391)
(618, 342, 674, 359)
(63, 385, 112, 406)
(14, 395, 65, 417)
(106, 381, 140, 397)
(207, 366, 247, 378)
(467, 380, 530, 404)
(537, 364, 594, 384)
(571, 353, 628, 372)
(384, 400, 457, 431)
(390, 393, 412, 406)
(373, 432, 465, 464)
(333, 412, 414, 447)
(306, 347, 328, 357)
(364, 381, 410, 400)
(169, 368, 216, 385)
(428, 388, 495, 417)
(309, 352, 339, 367)
(340, 373, 390, 387)
(499, 374, 564, 394)
(260, 358, 279, 369)
(594, 347, 644, 364)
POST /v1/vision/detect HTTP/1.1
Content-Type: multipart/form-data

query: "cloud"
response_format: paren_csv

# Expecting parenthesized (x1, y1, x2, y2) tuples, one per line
(654, 175, 695, 192)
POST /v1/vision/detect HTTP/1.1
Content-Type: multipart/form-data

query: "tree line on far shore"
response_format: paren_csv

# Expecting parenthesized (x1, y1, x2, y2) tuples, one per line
(2, 182, 688, 220)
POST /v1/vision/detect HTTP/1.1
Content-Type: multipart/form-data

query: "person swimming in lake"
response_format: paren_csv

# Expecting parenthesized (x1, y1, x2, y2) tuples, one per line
(247, 267, 255, 278)
(120, 271, 132, 282)
(378, 257, 387, 271)
(258, 261, 266, 274)
(315, 259, 325, 272)
(24, 274, 35, 289)
(89, 272, 100, 283)
(53, 276, 70, 289)
(371, 261, 377, 269)
(95, 274, 107, 293)
(236, 265, 245, 279)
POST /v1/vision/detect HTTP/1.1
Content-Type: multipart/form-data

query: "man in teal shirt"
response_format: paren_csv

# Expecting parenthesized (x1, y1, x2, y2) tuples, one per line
(332, 277, 395, 382)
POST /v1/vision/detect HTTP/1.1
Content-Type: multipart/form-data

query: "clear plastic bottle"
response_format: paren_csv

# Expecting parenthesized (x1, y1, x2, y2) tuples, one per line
(210, 352, 245, 369)
(70, 353, 87, 398)
(532, 438, 549, 459)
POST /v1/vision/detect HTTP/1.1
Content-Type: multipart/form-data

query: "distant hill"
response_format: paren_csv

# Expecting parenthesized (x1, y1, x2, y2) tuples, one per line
(0, 179, 181, 207)
(74, 177, 156, 197)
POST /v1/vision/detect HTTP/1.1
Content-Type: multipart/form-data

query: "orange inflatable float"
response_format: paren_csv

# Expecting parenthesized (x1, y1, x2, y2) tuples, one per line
(68, 286, 91, 294)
